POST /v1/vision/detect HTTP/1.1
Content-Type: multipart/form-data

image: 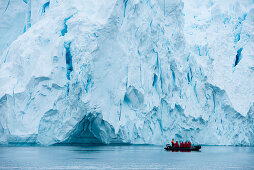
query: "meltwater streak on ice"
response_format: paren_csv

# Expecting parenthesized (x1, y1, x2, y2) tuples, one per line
(0, 145, 254, 169)
(0, 0, 253, 146)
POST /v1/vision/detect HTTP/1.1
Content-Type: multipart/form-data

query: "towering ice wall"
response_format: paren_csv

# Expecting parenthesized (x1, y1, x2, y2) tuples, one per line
(183, 0, 254, 116)
(0, 0, 253, 145)
(0, 0, 26, 56)
(0, 0, 57, 56)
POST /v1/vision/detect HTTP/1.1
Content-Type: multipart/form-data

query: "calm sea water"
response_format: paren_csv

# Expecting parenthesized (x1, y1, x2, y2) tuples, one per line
(0, 145, 253, 169)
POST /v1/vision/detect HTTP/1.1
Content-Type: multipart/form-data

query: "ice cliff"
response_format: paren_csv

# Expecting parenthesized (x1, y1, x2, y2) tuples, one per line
(0, 0, 253, 145)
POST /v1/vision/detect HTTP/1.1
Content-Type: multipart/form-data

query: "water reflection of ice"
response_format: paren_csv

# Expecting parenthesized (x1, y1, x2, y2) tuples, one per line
(0, 145, 253, 169)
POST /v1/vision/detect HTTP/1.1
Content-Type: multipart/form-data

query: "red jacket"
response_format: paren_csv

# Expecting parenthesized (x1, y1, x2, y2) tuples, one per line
(180, 142, 183, 148)
(187, 141, 191, 148)
(175, 142, 179, 147)
(184, 142, 188, 147)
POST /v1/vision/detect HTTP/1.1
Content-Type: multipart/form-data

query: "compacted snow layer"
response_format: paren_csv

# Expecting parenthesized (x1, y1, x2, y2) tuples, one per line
(0, 0, 253, 145)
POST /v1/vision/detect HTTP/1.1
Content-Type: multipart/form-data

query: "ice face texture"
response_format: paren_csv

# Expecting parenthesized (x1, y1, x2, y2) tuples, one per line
(0, 0, 253, 145)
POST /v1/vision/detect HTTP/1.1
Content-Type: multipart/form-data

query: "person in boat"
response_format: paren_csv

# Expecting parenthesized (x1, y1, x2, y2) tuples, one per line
(184, 141, 188, 148)
(187, 141, 191, 148)
(180, 141, 183, 148)
(175, 141, 179, 147)
(171, 139, 175, 147)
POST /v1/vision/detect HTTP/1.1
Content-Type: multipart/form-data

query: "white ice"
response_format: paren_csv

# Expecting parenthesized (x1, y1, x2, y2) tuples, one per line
(0, 0, 253, 145)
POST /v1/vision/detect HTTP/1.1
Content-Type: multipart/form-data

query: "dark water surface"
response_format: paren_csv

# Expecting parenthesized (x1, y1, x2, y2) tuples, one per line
(0, 145, 254, 169)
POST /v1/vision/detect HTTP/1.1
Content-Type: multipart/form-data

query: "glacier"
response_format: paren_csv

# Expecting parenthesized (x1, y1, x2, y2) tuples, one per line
(0, 0, 253, 145)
